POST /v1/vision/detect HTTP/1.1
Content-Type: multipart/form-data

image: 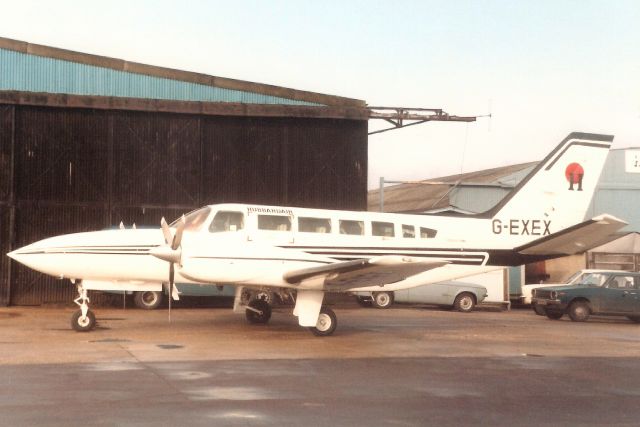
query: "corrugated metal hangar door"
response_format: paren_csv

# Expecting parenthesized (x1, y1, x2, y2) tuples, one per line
(0, 105, 367, 305)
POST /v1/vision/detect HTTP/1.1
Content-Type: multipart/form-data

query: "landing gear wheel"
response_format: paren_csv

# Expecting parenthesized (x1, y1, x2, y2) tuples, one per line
(371, 291, 394, 309)
(134, 291, 163, 310)
(568, 301, 590, 322)
(453, 292, 476, 312)
(245, 299, 272, 324)
(545, 309, 564, 320)
(71, 309, 96, 332)
(309, 307, 337, 336)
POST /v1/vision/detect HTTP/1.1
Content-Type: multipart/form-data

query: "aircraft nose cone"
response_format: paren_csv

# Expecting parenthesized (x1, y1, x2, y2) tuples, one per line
(7, 247, 31, 264)
(7, 249, 20, 261)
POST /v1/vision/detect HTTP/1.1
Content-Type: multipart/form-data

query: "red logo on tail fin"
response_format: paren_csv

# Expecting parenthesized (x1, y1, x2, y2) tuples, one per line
(565, 163, 584, 191)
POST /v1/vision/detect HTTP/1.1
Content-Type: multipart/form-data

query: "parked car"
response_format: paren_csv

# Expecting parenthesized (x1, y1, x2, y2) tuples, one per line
(354, 281, 488, 312)
(531, 271, 640, 322)
(528, 269, 624, 315)
(127, 284, 235, 309)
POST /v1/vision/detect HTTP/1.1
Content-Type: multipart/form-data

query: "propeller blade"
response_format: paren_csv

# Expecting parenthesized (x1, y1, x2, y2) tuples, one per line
(168, 263, 174, 322)
(171, 215, 186, 250)
(160, 217, 172, 245)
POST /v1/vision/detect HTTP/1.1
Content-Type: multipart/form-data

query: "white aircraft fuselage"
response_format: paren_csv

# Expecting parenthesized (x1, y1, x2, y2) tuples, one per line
(9, 205, 522, 292)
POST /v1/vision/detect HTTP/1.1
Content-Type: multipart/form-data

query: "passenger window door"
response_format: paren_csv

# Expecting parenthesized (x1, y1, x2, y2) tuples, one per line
(602, 275, 638, 312)
(402, 225, 416, 239)
(339, 220, 364, 236)
(255, 214, 294, 244)
(372, 221, 395, 238)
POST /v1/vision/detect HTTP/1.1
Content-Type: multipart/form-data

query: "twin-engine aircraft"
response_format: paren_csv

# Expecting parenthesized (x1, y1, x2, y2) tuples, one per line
(8, 132, 626, 335)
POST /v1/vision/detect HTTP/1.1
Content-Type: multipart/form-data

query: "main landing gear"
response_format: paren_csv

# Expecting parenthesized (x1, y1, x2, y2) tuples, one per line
(309, 307, 337, 337)
(241, 289, 338, 336)
(245, 299, 272, 324)
(71, 282, 96, 332)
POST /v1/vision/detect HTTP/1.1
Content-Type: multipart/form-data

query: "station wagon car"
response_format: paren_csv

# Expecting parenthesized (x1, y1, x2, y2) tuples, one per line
(531, 271, 640, 322)
(354, 281, 488, 312)
(529, 269, 624, 315)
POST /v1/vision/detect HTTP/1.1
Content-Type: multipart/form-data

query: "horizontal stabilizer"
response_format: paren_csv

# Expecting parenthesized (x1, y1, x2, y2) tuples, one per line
(284, 256, 448, 290)
(516, 214, 627, 256)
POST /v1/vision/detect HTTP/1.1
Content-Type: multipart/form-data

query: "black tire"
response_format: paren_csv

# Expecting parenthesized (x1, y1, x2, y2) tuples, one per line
(453, 292, 476, 312)
(627, 316, 640, 323)
(134, 291, 163, 310)
(568, 301, 591, 322)
(545, 308, 564, 320)
(532, 303, 546, 316)
(371, 291, 394, 309)
(245, 299, 272, 324)
(355, 295, 372, 307)
(71, 309, 96, 332)
(309, 307, 337, 336)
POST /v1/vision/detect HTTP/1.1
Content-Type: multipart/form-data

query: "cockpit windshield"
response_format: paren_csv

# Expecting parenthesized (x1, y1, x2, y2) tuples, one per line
(171, 207, 212, 231)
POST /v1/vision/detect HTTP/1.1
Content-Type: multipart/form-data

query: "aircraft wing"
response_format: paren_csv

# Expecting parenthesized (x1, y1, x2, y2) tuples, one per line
(516, 214, 627, 256)
(283, 256, 448, 290)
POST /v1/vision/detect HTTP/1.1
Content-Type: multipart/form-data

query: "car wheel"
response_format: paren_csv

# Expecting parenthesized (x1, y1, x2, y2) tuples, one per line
(626, 316, 640, 323)
(371, 291, 394, 309)
(532, 303, 546, 316)
(568, 301, 590, 322)
(453, 292, 476, 312)
(544, 308, 564, 320)
(134, 291, 163, 310)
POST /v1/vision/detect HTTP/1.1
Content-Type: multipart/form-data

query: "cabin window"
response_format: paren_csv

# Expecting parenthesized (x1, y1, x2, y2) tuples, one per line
(402, 225, 416, 238)
(258, 215, 292, 231)
(420, 227, 437, 238)
(299, 217, 332, 233)
(372, 221, 395, 237)
(209, 211, 244, 233)
(339, 220, 364, 235)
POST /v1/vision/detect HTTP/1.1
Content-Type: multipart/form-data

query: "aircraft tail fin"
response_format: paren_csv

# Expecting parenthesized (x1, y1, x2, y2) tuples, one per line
(486, 132, 613, 234)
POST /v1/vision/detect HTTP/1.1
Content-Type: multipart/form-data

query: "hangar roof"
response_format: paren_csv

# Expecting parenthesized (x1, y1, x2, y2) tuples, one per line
(368, 162, 537, 213)
(0, 37, 367, 119)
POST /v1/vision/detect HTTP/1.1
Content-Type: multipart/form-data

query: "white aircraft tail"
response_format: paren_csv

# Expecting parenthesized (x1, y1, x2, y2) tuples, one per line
(485, 132, 613, 235)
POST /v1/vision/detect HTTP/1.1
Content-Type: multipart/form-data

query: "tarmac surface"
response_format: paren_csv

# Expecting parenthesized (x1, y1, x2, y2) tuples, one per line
(1, 303, 640, 426)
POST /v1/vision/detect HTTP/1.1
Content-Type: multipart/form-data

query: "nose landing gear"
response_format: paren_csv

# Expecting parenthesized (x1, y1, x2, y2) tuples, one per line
(71, 282, 96, 332)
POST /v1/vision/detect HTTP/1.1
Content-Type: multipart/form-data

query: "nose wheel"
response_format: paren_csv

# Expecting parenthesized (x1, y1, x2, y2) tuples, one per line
(71, 283, 96, 332)
(71, 309, 96, 332)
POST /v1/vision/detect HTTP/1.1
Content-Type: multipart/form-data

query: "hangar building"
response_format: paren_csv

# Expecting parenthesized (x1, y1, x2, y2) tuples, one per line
(0, 37, 370, 306)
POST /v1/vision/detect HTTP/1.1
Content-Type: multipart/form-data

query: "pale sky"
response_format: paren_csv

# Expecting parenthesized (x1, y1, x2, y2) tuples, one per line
(1, 0, 638, 188)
